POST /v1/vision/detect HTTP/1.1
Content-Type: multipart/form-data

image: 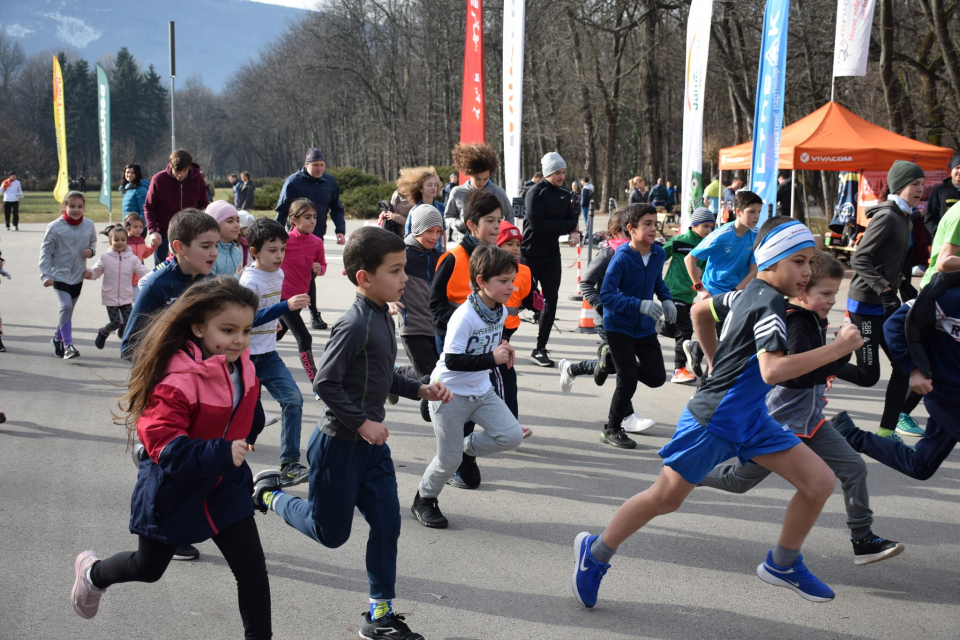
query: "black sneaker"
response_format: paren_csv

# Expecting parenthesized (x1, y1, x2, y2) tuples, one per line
(359, 611, 424, 640)
(593, 344, 612, 386)
(252, 469, 283, 513)
(419, 397, 431, 423)
(411, 492, 448, 528)
(0, 412, 5, 424)
(683, 340, 704, 378)
(172, 544, 200, 561)
(116, 328, 123, 340)
(95, 329, 108, 350)
(52, 337, 64, 358)
(310, 312, 328, 330)
(0, 336, 5, 352)
(529, 348, 554, 367)
(852, 533, 905, 566)
(63, 345, 80, 360)
(456, 453, 481, 489)
(600, 428, 637, 449)
(279, 461, 310, 488)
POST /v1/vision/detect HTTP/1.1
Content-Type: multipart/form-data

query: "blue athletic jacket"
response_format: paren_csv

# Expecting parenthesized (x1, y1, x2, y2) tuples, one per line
(599, 241, 672, 338)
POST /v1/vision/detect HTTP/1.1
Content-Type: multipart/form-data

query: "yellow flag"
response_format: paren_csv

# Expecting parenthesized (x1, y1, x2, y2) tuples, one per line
(53, 56, 69, 203)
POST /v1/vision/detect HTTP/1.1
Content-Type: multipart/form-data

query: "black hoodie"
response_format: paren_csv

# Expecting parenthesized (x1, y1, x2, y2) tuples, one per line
(923, 176, 960, 237)
(848, 200, 911, 307)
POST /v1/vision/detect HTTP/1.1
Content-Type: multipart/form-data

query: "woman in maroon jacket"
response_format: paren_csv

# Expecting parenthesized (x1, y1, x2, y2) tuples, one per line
(143, 149, 210, 265)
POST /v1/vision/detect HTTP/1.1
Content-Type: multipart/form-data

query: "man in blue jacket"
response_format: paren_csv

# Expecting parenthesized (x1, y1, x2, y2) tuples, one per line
(275, 148, 346, 330)
(598, 204, 674, 448)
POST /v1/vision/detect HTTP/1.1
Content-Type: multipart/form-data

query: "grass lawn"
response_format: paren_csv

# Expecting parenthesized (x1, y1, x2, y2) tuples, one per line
(15, 190, 276, 224)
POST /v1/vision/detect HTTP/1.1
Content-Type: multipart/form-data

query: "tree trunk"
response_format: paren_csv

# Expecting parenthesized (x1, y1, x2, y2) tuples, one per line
(918, 0, 960, 110)
(639, 0, 662, 182)
(567, 14, 598, 188)
(879, 0, 906, 133)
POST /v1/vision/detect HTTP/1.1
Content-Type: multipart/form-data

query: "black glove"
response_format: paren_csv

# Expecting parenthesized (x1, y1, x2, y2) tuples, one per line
(880, 288, 901, 313)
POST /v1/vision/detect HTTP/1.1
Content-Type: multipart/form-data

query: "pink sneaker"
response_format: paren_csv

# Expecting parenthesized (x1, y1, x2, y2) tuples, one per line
(522, 427, 533, 439)
(71, 550, 105, 619)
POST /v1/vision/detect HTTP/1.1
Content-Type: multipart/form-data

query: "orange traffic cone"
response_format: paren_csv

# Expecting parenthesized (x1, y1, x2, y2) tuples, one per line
(575, 297, 597, 334)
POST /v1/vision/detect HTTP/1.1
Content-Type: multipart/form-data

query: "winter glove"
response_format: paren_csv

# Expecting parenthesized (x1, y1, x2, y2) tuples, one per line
(880, 288, 901, 314)
(661, 300, 677, 325)
(639, 300, 664, 321)
(532, 290, 545, 311)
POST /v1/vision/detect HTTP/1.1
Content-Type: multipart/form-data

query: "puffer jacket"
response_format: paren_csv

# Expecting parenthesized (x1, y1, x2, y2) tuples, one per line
(87, 246, 153, 307)
(280, 227, 327, 299)
(121, 179, 150, 216)
(38, 216, 98, 284)
(130, 341, 261, 545)
(143, 164, 210, 236)
(127, 235, 155, 285)
(398, 234, 442, 336)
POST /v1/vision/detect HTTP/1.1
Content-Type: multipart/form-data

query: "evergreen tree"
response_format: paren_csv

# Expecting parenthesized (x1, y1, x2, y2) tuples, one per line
(140, 64, 169, 161)
(111, 47, 142, 153)
(63, 57, 98, 178)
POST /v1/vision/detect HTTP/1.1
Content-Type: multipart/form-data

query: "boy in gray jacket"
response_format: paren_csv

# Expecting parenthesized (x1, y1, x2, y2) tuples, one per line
(39, 191, 97, 360)
(695, 251, 905, 566)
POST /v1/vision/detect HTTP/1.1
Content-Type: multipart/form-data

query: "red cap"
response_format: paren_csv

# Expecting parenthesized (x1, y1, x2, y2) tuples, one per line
(497, 220, 522, 246)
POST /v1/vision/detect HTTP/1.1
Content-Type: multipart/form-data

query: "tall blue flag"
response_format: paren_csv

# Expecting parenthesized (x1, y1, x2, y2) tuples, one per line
(749, 0, 790, 225)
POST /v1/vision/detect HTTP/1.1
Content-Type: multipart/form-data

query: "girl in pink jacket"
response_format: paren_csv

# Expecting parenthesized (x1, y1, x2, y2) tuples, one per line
(85, 226, 153, 350)
(278, 198, 326, 382)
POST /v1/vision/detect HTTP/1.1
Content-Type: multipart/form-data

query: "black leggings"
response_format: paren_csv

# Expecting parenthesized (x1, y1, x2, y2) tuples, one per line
(3, 201, 18, 228)
(308, 278, 319, 315)
(523, 253, 562, 351)
(89, 517, 271, 639)
(279, 310, 312, 353)
(847, 310, 921, 432)
(606, 331, 666, 429)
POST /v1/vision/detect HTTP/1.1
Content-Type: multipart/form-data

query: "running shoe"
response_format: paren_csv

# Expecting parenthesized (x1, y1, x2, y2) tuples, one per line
(411, 492, 448, 529)
(419, 397, 431, 423)
(622, 414, 656, 433)
(71, 551, 106, 619)
(455, 454, 481, 489)
(593, 344, 612, 386)
(756, 551, 834, 602)
(446, 472, 470, 489)
(252, 469, 283, 513)
(529, 348, 554, 367)
(310, 312, 328, 330)
(172, 545, 199, 561)
(895, 413, 924, 437)
(671, 367, 697, 384)
(359, 611, 424, 640)
(572, 532, 610, 608)
(52, 337, 64, 358)
(263, 412, 280, 427)
(130, 442, 146, 469)
(0, 336, 6, 352)
(95, 329, 108, 350)
(600, 428, 636, 449)
(279, 461, 310, 488)
(559, 359, 575, 393)
(63, 345, 80, 360)
(522, 427, 533, 439)
(683, 339, 704, 378)
(852, 532, 905, 566)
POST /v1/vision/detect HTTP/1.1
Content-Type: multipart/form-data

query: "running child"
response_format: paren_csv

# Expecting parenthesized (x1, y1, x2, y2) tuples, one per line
(39, 191, 97, 360)
(276, 198, 326, 383)
(251, 226, 451, 640)
(70, 278, 272, 639)
(124, 213, 155, 286)
(572, 217, 864, 608)
(85, 225, 153, 350)
(695, 251, 905, 566)
(558, 210, 627, 393)
(685, 190, 761, 297)
(239, 218, 312, 486)
(660, 207, 714, 383)
(0, 250, 10, 352)
(595, 204, 674, 448)
(208, 201, 244, 277)
(412, 244, 524, 529)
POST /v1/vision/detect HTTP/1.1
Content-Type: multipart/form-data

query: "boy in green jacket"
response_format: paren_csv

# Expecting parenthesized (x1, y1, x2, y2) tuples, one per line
(661, 207, 715, 383)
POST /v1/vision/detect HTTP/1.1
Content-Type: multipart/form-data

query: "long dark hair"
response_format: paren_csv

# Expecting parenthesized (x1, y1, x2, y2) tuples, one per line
(122, 163, 144, 192)
(116, 277, 259, 446)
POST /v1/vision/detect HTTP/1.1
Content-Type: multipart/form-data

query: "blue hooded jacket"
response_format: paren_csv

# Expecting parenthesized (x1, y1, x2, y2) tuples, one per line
(599, 241, 672, 338)
(274, 168, 345, 238)
(121, 179, 150, 216)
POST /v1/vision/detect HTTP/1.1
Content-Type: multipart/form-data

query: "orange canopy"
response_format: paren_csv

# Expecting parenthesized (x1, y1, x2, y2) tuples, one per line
(718, 102, 953, 172)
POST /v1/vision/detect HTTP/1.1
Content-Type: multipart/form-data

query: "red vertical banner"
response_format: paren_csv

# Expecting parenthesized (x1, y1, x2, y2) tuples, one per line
(459, 0, 485, 184)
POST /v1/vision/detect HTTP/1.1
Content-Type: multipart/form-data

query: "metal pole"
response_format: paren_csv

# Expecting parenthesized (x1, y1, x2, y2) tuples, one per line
(169, 22, 177, 152)
(586, 199, 596, 267)
(791, 169, 797, 220)
(830, 75, 835, 103)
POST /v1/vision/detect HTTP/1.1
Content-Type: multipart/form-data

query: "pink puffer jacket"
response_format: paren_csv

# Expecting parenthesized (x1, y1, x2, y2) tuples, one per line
(87, 246, 154, 307)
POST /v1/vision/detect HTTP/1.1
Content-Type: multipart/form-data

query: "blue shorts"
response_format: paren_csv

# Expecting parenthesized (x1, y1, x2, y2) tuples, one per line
(659, 408, 802, 484)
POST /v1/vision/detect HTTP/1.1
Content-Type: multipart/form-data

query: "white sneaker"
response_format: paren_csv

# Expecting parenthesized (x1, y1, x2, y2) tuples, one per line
(264, 412, 280, 427)
(622, 414, 656, 433)
(559, 359, 575, 394)
(911, 265, 926, 277)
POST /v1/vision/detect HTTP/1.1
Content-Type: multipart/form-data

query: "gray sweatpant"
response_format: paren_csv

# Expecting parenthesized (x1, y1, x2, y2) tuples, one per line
(419, 388, 523, 498)
(699, 420, 873, 539)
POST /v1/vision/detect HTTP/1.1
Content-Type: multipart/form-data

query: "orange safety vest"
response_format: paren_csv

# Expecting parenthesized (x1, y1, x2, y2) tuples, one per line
(436, 243, 473, 305)
(504, 263, 532, 330)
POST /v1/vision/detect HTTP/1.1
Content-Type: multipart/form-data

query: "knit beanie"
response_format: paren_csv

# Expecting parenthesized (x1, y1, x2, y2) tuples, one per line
(497, 220, 522, 246)
(950, 155, 960, 171)
(409, 204, 444, 236)
(305, 148, 326, 164)
(541, 152, 567, 177)
(206, 200, 239, 225)
(690, 207, 715, 227)
(886, 160, 925, 196)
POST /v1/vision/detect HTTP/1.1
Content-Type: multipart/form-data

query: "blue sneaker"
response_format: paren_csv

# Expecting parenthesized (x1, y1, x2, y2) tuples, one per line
(572, 532, 610, 608)
(756, 551, 834, 602)
(895, 413, 924, 437)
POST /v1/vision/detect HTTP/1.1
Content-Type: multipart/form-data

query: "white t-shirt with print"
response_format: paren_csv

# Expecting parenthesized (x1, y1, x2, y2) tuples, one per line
(240, 266, 285, 355)
(430, 301, 504, 397)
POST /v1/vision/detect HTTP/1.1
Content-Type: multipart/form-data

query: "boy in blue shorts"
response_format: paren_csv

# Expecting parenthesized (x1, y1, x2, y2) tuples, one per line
(572, 217, 864, 608)
(685, 190, 761, 297)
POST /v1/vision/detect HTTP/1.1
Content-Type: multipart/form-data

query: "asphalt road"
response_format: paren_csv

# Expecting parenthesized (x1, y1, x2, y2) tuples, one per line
(1, 220, 957, 640)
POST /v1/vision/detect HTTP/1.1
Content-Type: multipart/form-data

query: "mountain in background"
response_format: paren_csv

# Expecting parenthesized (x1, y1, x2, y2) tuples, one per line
(1, 0, 309, 89)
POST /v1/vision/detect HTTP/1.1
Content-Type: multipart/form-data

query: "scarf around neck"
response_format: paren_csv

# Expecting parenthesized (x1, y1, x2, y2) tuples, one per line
(468, 291, 504, 326)
(62, 211, 84, 226)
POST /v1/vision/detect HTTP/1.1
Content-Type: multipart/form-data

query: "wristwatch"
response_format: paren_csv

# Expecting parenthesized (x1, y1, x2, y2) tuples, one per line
(692, 282, 704, 291)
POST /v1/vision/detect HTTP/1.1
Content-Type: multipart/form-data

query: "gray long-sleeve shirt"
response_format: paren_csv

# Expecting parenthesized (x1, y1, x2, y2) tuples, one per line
(38, 217, 97, 284)
(315, 293, 422, 440)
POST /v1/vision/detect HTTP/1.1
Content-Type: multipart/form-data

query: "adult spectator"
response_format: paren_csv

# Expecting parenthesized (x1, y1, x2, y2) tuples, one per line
(228, 173, 240, 207)
(723, 176, 743, 203)
(275, 147, 346, 330)
(143, 149, 210, 264)
(120, 164, 150, 217)
(636, 177, 650, 202)
(441, 172, 458, 203)
(580, 176, 595, 226)
(237, 171, 256, 211)
(666, 180, 677, 209)
(521, 152, 579, 367)
(571, 181, 582, 215)
(649, 178, 668, 208)
(776, 172, 792, 218)
(923, 154, 960, 237)
(1, 171, 23, 231)
(79, 173, 87, 193)
(204, 177, 216, 203)
(445, 143, 514, 226)
(628, 177, 644, 205)
(703, 175, 720, 214)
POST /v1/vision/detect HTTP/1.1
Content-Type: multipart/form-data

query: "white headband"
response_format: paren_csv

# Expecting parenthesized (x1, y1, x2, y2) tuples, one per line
(755, 220, 815, 271)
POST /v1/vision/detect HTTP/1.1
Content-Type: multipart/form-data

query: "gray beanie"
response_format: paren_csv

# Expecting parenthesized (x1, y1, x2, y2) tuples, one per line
(541, 152, 567, 177)
(690, 207, 715, 227)
(886, 160, 925, 196)
(409, 204, 444, 236)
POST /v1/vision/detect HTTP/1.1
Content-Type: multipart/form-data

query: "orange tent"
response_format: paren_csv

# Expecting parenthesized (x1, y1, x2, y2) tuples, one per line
(718, 102, 953, 172)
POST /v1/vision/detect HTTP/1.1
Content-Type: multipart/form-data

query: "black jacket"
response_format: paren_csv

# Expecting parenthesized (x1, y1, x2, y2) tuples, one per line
(848, 201, 911, 306)
(776, 179, 792, 218)
(923, 177, 960, 237)
(521, 181, 578, 259)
